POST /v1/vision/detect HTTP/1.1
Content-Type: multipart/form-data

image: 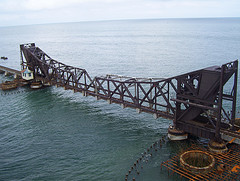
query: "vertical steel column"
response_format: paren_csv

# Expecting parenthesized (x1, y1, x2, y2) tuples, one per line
(136, 82, 139, 105)
(74, 69, 77, 88)
(167, 81, 170, 113)
(216, 65, 225, 140)
(154, 83, 157, 111)
(84, 73, 87, 90)
(149, 79, 153, 108)
(20, 47, 25, 70)
(121, 83, 123, 101)
(174, 78, 181, 127)
(231, 61, 238, 128)
(107, 80, 110, 97)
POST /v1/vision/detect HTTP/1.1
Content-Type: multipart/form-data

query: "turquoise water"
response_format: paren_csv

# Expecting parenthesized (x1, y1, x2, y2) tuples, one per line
(0, 18, 240, 181)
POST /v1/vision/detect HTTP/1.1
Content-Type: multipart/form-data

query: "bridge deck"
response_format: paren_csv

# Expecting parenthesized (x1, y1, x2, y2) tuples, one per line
(0, 65, 21, 75)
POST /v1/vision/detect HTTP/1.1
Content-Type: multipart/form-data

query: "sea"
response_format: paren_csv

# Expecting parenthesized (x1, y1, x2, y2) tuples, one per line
(0, 18, 240, 181)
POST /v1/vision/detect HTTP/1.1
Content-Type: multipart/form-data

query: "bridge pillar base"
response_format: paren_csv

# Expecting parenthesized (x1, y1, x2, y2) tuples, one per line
(5, 71, 13, 76)
(168, 125, 188, 141)
(82, 91, 87, 97)
(121, 104, 126, 109)
(136, 108, 141, 114)
(208, 139, 228, 154)
(153, 113, 158, 119)
(95, 96, 100, 100)
(14, 74, 18, 79)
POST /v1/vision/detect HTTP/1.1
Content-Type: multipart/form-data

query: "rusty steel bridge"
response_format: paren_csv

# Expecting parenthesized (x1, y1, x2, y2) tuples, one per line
(20, 43, 239, 142)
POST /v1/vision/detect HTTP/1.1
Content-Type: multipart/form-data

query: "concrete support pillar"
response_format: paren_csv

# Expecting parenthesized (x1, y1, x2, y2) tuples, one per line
(168, 125, 188, 141)
(136, 108, 141, 114)
(5, 71, 12, 76)
(121, 104, 126, 109)
(153, 113, 158, 119)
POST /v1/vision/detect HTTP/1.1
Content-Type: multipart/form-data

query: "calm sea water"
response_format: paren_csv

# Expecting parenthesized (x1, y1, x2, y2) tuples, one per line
(0, 18, 240, 181)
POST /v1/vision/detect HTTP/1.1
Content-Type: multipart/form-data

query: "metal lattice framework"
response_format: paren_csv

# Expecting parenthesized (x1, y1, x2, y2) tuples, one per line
(20, 43, 238, 140)
(161, 143, 240, 181)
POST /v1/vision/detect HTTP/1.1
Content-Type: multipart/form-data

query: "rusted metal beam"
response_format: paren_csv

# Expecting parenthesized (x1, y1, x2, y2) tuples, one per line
(20, 43, 238, 141)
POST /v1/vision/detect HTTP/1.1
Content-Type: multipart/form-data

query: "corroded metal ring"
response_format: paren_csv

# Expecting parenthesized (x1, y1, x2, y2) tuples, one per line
(180, 150, 215, 174)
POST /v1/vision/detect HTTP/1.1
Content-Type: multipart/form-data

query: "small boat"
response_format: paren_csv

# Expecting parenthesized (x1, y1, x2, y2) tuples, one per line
(1, 56, 8, 60)
(30, 81, 42, 89)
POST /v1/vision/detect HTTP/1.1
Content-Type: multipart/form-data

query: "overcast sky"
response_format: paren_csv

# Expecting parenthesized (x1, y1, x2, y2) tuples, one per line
(0, 0, 239, 26)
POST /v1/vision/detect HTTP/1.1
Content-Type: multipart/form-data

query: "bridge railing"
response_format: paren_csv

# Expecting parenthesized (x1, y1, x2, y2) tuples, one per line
(20, 43, 93, 92)
(85, 75, 177, 119)
(20, 43, 177, 119)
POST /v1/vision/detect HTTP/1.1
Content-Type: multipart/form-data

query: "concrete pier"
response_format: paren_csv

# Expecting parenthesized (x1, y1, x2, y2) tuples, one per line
(0, 65, 21, 78)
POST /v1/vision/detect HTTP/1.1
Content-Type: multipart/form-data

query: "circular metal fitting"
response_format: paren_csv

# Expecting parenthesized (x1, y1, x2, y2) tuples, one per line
(180, 150, 215, 174)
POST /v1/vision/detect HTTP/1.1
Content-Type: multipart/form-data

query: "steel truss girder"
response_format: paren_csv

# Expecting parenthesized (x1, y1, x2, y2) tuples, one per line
(20, 43, 238, 140)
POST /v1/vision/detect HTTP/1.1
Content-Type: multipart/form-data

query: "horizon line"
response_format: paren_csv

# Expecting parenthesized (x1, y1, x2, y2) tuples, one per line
(1, 16, 239, 28)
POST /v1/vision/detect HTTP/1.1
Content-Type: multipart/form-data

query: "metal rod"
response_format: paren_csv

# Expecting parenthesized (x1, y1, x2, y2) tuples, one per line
(216, 64, 224, 140)
(231, 60, 238, 129)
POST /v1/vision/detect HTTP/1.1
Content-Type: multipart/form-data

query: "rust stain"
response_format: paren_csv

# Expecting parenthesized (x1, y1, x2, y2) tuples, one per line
(231, 165, 240, 173)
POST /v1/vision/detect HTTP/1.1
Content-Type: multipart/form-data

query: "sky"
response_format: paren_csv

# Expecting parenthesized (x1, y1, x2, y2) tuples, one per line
(0, 0, 239, 26)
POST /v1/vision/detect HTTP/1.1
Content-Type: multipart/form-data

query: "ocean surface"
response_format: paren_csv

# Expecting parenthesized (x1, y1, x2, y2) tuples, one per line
(0, 18, 240, 181)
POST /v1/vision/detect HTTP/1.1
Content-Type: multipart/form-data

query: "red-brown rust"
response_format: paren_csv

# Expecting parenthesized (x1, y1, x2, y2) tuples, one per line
(180, 150, 215, 174)
(162, 144, 240, 181)
(20, 43, 239, 142)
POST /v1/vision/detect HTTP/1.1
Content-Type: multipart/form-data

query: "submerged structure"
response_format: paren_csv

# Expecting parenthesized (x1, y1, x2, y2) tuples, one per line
(20, 43, 239, 151)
